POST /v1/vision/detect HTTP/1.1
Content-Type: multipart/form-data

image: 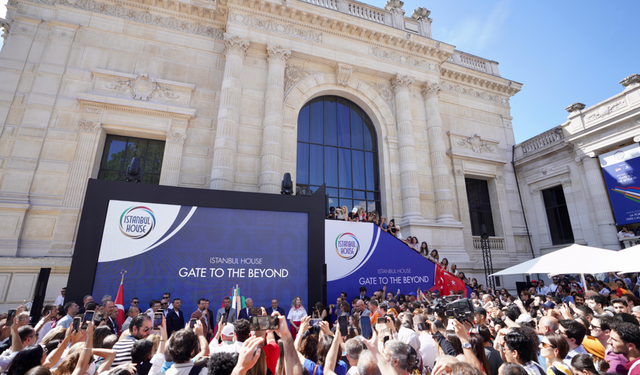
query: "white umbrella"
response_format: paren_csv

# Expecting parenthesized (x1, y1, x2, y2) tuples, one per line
(491, 244, 621, 276)
(615, 244, 640, 273)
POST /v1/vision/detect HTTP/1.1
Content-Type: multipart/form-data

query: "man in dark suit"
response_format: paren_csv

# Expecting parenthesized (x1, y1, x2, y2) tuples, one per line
(191, 298, 212, 339)
(238, 298, 255, 321)
(215, 296, 236, 329)
(166, 298, 184, 336)
(357, 286, 370, 302)
(104, 300, 120, 336)
(265, 298, 285, 316)
(205, 299, 214, 335)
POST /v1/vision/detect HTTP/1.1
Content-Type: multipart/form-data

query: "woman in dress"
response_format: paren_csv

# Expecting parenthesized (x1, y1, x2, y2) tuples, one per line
(540, 333, 572, 375)
(287, 296, 307, 340)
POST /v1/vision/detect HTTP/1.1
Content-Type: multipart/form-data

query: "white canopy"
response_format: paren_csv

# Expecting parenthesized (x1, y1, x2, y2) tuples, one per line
(615, 244, 640, 273)
(491, 244, 621, 276)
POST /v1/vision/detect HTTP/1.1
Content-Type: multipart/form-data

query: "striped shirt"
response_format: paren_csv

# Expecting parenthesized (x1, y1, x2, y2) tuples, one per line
(111, 336, 137, 366)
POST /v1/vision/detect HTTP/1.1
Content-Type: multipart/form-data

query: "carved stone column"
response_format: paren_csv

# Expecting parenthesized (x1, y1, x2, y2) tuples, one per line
(62, 120, 102, 208)
(210, 34, 250, 190)
(259, 45, 291, 194)
(392, 74, 421, 220)
(422, 82, 454, 222)
(581, 155, 620, 249)
(160, 132, 187, 186)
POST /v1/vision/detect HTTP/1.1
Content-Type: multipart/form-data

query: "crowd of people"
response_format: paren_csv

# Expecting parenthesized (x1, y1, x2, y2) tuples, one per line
(2, 270, 640, 375)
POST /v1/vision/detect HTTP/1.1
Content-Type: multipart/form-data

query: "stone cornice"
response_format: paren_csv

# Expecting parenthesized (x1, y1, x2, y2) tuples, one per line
(226, 0, 453, 62)
(77, 93, 195, 119)
(440, 65, 521, 97)
(8, 0, 226, 38)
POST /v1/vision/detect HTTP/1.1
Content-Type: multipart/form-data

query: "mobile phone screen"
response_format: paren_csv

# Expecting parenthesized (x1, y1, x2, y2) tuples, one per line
(338, 316, 348, 336)
(268, 316, 280, 330)
(154, 312, 163, 330)
(189, 318, 197, 328)
(73, 317, 81, 332)
(249, 307, 261, 316)
(83, 311, 94, 329)
(250, 316, 269, 331)
(6, 309, 15, 325)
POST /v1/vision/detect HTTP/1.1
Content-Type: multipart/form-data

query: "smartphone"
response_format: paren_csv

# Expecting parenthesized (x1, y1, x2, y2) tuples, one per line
(189, 318, 197, 328)
(222, 313, 228, 324)
(6, 309, 16, 326)
(250, 316, 270, 331)
(82, 310, 94, 330)
(338, 316, 348, 336)
(73, 316, 81, 332)
(378, 316, 387, 324)
(249, 307, 261, 316)
(153, 311, 163, 330)
(309, 318, 322, 327)
(268, 315, 279, 330)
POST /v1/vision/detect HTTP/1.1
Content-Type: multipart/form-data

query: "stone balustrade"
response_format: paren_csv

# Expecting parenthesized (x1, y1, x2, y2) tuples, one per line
(472, 236, 506, 251)
(447, 50, 501, 76)
(514, 126, 565, 159)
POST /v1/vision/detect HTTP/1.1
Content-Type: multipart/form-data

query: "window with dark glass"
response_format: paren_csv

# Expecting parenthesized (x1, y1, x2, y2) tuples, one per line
(542, 185, 574, 245)
(98, 135, 165, 185)
(465, 178, 495, 236)
(296, 96, 380, 214)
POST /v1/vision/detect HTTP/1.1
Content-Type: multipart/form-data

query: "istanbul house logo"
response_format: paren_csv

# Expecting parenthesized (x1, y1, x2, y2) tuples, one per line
(119, 206, 156, 239)
(335, 233, 359, 260)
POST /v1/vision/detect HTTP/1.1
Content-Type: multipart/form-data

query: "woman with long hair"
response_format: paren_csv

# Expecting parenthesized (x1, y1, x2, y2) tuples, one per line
(419, 242, 429, 257)
(6, 345, 46, 375)
(540, 333, 572, 375)
(287, 296, 308, 340)
(469, 335, 491, 375)
(571, 354, 599, 375)
(411, 237, 420, 251)
(428, 249, 440, 263)
(440, 258, 449, 272)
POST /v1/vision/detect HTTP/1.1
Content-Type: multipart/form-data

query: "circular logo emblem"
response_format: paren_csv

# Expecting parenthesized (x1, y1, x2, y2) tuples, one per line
(119, 206, 156, 239)
(335, 232, 359, 260)
(614, 151, 625, 160)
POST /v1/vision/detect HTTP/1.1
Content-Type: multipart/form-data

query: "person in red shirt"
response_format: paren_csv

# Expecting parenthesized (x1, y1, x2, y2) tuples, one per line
(254, 325, 280, 374)
(608, 322, 640, 375)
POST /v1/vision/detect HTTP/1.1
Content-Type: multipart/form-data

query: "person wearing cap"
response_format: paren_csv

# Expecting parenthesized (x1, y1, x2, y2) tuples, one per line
(406, 292, 417, 304)
(209, 323, 236, 352)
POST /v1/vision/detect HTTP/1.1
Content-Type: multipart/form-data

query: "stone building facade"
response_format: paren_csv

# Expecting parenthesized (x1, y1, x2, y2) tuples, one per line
(514, 74, 640, 256)
(0, 0, 527, 307)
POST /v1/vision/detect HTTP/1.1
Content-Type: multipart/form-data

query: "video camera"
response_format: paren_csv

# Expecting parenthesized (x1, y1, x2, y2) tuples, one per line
(427, 296, 474, 323)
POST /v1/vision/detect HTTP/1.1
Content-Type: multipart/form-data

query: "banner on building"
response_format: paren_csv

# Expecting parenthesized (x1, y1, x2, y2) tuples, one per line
(599, 144, 640, 225)
(92, 200, 309, 314)
(325, 220, 469, 302)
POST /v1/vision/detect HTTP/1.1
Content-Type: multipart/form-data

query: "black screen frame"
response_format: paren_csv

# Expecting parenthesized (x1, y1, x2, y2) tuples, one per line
(66, 179, 326, 312)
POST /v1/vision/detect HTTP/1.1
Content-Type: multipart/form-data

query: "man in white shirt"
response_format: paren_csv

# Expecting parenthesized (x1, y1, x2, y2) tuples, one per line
(397, 314, 420, 352)
(535, 280, 551, 296)
(54, 288, 65, 306)
(121, 306, 139, 332)
(56, 301, 79, 329)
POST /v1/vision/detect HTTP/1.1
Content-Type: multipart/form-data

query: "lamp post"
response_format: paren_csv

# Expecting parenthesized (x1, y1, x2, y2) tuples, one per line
(480, 224, 495, 291)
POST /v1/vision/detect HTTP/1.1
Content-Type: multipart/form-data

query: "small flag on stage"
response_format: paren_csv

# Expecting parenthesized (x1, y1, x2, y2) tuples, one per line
(115, 270, 126, 327)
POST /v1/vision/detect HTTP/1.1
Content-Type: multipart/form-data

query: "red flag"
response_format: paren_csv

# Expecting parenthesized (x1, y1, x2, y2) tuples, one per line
(433, 265, 467, 298)
(115, 281, 125, 327)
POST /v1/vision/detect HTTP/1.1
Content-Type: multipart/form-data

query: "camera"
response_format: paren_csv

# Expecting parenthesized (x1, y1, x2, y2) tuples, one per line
(445, 298, 474, 323)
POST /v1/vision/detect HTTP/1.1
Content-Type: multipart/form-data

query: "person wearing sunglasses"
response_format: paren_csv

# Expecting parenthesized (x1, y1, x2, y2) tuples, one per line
(539, 333, 571, 375)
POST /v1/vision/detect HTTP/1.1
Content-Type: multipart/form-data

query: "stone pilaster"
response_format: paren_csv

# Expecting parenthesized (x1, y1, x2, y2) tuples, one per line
(391, 74, 421, 220)
(62, 120, 102, 208)
(160, 131, 187, 187)
(210, 34, 250, 190)
(259, 45, 291, 194)
(422, 82, 454, 222)
(581, 155, 620, 249)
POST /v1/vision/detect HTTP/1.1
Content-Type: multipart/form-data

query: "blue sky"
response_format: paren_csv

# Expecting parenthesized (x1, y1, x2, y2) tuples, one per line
(368, 0, 640, 143)
(2, 1, 638, 143)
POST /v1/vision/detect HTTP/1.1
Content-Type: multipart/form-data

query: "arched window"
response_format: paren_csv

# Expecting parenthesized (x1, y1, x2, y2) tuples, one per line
(296, 96, 380, 214)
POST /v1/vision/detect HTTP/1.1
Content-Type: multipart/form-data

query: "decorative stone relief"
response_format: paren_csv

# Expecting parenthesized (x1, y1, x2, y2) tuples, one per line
(172, 119, 189, 127)
(454, 168, 464, 177)
(0, 19, 11, 41)
(421, 82, 441, 98)
(456, 134, 495, 154)
(83, 107, 102, 114)
(620, 74, 640, 88)
(561, 178, 571, 186)
(439, 82, 509, 107)
(106, 74, 180, 101)
(565, 102, 585, 113)
(335, 64, 353, 86)
(585, 99, 627, 123)
(49, 29, 74, 41)
(495, 175, 505, 183)
(530, 188, 539, 195)
(540, 167, 550, 176)
(266, 45, 291, 65)
(25, 0, 223, 39)
(369, 47, 439, 73)
(167, 132, 187, 144)
(77, 120, 101, 133)
(284, 64, 313, 95)
(384, 0, 404, 11)
(365, 80, 394, 101)
(411, 7, 430, 20)
(391, 74, 414, 92)
(228, 12, 322, 44)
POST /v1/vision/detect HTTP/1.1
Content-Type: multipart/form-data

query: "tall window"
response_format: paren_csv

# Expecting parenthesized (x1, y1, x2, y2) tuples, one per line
(296, 96, 380, 214)
(98, 135, 165, 185)
(465, 178, 495, 236)
(542, 185, 574, 245)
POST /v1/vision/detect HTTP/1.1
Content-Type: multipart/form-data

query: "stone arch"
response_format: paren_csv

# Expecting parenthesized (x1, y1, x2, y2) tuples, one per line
(283, 73, 398, 218)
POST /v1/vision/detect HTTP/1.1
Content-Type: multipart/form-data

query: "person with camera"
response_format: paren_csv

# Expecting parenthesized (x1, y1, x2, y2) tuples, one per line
(414, 315, 438, 368)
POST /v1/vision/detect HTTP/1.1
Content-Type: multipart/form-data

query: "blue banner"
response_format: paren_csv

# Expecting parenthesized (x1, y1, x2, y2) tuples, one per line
(93, 200, 308, 315)
(325, 221, 436, 302)
(599, 145, 640, 225)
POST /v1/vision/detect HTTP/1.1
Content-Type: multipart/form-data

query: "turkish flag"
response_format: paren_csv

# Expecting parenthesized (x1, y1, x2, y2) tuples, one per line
(434, 265, 467, 298)
(115, 281, 125, 327)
